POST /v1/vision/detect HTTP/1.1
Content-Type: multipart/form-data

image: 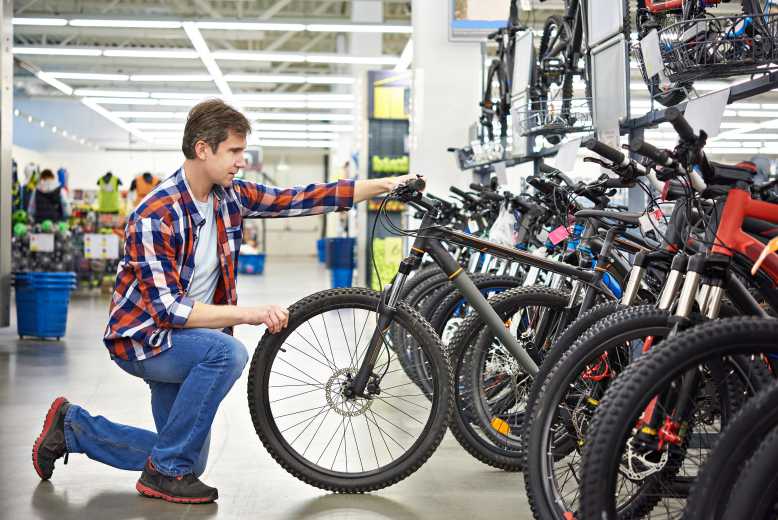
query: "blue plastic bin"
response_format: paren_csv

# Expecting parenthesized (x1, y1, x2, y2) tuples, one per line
(326, 238, 356, 269)
(14, 271, 76, 340)
(316, 238, 327, 263)
(331, 268, 353, 288)
(238, 253, 266, 275)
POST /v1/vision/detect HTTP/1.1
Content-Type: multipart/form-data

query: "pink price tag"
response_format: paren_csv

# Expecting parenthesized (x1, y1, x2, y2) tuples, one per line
(548, 225, 570, 245)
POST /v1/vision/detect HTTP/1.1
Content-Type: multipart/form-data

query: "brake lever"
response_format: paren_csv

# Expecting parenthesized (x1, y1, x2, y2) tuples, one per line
(583, 156, 611, 168)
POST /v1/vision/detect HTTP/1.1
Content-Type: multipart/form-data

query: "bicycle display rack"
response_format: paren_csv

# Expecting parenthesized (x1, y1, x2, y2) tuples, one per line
(637, 13, 778, 85)
(516, 96, 594, 139)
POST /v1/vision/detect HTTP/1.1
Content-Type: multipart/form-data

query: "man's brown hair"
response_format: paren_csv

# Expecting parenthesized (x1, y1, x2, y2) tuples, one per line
(182, 99, 251, 159)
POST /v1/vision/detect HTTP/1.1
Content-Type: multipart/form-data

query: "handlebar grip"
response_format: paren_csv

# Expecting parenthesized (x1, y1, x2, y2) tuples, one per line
(449, 186, 475, 202)
(481, 190, 504, 202)
(629, 136, 671, 166)
(665, 107, 697, 142)
(581, 137, 626, 165)
(405, 177, 426, 193)
(469, 183, 485, 192)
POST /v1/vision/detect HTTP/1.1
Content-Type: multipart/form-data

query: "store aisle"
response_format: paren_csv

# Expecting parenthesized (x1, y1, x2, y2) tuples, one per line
(0, 256, 532, 520)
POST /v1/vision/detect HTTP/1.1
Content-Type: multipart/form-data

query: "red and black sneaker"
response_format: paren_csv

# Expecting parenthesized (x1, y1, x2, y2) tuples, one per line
(32, 396, 71, 480)
(136, 458, 218, 504)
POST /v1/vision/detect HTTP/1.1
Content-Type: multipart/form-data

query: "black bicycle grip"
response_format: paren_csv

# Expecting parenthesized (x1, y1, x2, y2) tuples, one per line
(449, 186, 475, 202)
(581, 137, 626, 165)
(469, 183, 486, 192)
(665, 107, 697, 142)
(629, 136, 671, 165)
(480, 190, 504, 202)
(405, 177, 426, 192)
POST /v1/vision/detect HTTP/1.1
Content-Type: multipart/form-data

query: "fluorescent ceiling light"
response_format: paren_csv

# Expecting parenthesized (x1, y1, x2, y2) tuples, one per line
(737, 110, 778, 118)
(130, 74, 212, 82)
(224, 74, 306, 84)
(212, 51, 305, 62)
(246, 112, 354, 121)
(197, 21, 305, 31)
(70, 19, 182, 29)
(253, 123, 353, 132)
(258, 140, 337, 148)
(305, 54, 401, 65)
(82, 98, 151, 142)
(150, 92, 218, 99)
(129, 122, 185, 130)
(83, 97, 160, 105)
(13, 47, 102, 56)
(46, 72, 130, 81)
(308, 124, 353, 132)
(112, 111, 188, 118)
(103, 49, 199, 59)
(306, 24, 412, 34)
(74, 89, 149, 98)
(13, 18, 67, 26)
(233, 93, 354, 102)
(254, 131, 338, 140)
(306, 76, 355, 85)
(306, 101, 353, 109)
(36, 71, 73, 95)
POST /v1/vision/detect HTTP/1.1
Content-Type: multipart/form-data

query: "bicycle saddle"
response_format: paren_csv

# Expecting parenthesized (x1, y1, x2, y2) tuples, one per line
(575, 209, 642, 227)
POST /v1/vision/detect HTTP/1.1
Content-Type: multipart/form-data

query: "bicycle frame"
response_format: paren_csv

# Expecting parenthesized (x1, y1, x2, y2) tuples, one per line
(349, 208, 633, 396)
(644, 0, 721, 14)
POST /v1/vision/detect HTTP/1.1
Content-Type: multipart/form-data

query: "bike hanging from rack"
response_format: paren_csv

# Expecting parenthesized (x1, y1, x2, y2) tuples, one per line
(635, 0, 778, 106)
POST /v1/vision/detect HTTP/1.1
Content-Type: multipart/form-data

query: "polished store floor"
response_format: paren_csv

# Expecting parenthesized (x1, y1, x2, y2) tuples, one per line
(0, 257, 532, 520)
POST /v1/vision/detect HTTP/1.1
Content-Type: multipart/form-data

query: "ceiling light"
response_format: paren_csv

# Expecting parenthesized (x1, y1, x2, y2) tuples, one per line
(128, 122, 185, 130)
(13, 109, 19, 116)
(130, 74, 212, 82)
(306, 101, 353, 109)
(74, 89, 149, 98)
(69, 19, 182, 29)
(305, 76, 355, 85)
(255, 123, 308, 131)
(223, 74, 306, 84)
(13, 47, 102, 56)
(13, 17, 67, 26)
(82, 99, 152, 142)
(82, 97, 160, 105)
(305, 54, 401, 65)
(26, 115, 32, 123)
(196, 21, 305, 31)
(38, 120, 44, 126)
(46, 72, 130, 81)
(103, 49, 199, 59)
(212, 51, 306, 62)
(149, 92, 218, 99)
(36, 71, 74, 95)
(246, 112, 355, 121)
(306, 24, 412, 34)
(111, 111, 188, 118)
(51, 126, 57, 133)
(308, 124, 353, 132)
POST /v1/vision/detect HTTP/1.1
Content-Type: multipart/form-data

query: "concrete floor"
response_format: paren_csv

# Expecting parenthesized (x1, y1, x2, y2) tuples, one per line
(0, 257, 532, 520)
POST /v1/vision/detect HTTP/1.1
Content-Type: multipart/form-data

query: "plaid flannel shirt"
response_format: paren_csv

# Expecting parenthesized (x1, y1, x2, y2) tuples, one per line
(103, 167, 355, 361)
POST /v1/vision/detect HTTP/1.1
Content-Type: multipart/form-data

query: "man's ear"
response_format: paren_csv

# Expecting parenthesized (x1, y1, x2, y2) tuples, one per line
(195, 140, 209, 160)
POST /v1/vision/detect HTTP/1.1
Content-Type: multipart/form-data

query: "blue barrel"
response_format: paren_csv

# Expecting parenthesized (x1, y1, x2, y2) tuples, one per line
(331, 268, 353, 288)
(238, 253, 265, 275)
(326, 238, 356, 269)
(316, 238, 327, 263)
(14, 271, 76, 339)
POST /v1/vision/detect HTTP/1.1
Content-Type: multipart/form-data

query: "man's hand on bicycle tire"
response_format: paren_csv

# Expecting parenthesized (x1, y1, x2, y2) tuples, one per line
(244, 305, 289, 334)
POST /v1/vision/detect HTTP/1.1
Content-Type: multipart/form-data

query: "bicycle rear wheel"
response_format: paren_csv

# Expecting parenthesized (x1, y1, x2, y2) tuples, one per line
(247, 287, 450, 492)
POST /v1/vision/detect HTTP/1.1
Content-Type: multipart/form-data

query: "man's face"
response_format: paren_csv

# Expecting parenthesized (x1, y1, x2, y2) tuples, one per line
(201, 130, 247, 187)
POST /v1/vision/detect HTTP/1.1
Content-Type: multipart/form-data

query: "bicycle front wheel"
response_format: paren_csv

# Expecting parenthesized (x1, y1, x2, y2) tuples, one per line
(247, 287, 451, 492)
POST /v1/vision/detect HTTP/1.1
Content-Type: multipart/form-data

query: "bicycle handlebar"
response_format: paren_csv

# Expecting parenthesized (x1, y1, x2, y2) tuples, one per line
(449, 186, 476, 203)
(665, 107, 697, 142)
(629, 136, 672, 166)
(581, 137, 627, 165)
(405, 177, 426, 193)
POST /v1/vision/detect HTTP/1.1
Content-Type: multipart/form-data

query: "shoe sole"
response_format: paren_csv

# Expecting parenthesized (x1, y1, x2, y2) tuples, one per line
(136, 481, 217, 504)
(32, 396, 68, 480)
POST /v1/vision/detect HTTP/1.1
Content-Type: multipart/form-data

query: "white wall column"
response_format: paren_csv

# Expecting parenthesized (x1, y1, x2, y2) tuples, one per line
(410, 0, 482, 196)
(0, 0, 12, 325)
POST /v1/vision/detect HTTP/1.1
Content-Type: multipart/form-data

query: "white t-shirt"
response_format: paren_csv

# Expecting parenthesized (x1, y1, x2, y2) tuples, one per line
(188, 193, 220, 304)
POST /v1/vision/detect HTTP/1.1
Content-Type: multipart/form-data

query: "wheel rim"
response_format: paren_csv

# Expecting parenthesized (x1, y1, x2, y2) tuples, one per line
(262, 302, 441, 478)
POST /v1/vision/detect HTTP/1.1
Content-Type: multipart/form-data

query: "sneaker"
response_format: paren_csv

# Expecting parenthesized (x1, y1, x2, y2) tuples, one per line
(136, 458, 218, 504)
(32, 396, 71, 480)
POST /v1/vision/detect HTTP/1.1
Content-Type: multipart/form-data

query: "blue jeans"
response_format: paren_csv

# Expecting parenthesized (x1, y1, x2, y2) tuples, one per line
(62, 328, 249, 477)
